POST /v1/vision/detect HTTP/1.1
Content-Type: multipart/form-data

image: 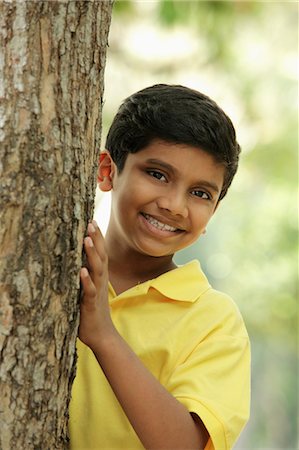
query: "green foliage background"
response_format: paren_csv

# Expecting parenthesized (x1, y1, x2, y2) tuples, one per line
(100, 2, 298, 448)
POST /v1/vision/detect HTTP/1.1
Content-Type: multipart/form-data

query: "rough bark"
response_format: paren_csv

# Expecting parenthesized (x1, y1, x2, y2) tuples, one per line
(0, 1, 113, 448)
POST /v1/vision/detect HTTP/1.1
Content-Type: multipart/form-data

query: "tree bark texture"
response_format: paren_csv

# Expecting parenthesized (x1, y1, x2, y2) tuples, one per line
(0, 1, 113, 448)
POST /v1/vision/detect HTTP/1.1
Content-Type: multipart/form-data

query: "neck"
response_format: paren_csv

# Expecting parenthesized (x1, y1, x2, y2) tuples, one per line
(105, 230, 177, 285)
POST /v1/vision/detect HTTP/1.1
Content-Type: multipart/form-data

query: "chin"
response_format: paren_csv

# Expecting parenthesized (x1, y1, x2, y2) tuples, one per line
(136, 244, 174, 258)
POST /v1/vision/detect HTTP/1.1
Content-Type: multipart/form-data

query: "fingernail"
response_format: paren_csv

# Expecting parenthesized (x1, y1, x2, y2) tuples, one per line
(88, 222, 96, 233)
(85, 237, 93, 247)
(92, 219, 98, 228)
(81, 267, 89, 278)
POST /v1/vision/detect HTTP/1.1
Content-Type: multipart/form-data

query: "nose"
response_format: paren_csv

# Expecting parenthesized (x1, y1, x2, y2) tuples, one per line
(157, 189, 188, 218)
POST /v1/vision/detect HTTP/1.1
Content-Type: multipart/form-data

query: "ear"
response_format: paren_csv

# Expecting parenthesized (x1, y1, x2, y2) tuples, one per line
(97, 151, 115, 192)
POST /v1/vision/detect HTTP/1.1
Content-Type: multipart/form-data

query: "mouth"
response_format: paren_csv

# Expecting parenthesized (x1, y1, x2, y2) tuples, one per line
(141, 213, 182, 233)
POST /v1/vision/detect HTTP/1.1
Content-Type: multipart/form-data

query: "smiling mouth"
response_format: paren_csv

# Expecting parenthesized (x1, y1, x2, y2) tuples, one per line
(141, 213, 181, 233)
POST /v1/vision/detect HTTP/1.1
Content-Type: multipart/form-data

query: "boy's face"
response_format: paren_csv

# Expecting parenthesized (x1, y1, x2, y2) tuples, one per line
(100, 140, 225, 258)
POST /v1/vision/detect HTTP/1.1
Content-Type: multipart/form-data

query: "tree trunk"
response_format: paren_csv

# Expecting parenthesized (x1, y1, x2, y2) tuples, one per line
(0, 1, 113, 448)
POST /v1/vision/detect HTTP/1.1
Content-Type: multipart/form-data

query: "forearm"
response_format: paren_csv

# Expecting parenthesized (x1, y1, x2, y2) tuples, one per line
(91, 329, 209, 450)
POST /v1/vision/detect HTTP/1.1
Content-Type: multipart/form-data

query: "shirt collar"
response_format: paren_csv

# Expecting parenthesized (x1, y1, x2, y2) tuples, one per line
(109, 260, 211, 303)
(150, 260, 211, 302)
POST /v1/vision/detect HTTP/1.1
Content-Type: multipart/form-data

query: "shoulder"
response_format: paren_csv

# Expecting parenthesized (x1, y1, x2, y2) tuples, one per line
(198, 287, 249, 340)
(152, 260, 249, 340)
(175, 260, 248, 339)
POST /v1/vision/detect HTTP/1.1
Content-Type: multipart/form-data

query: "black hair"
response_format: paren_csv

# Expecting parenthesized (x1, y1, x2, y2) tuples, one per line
(105, 84, 241, 200)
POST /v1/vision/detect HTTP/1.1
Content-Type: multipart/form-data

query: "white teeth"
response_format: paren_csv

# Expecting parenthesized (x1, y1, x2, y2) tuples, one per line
(143, 214, 177, 232)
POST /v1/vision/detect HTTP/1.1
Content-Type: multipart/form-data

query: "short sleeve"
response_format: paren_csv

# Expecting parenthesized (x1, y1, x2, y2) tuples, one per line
(166, 333, 250, 450)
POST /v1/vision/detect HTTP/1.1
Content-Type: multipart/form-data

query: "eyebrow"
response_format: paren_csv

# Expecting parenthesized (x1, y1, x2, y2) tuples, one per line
(146, 159, 177, 174)
(145, 158, 221, 194)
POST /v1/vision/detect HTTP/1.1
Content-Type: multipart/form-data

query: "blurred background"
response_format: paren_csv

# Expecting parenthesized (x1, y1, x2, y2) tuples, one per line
(94, 2, 298, 448)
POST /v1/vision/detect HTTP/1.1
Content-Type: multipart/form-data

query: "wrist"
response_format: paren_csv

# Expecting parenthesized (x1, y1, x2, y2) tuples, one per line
(91, 323, 120, 359)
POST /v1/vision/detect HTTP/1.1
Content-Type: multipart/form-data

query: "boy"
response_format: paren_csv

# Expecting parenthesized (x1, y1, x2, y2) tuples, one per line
(69, 84, 250, 450)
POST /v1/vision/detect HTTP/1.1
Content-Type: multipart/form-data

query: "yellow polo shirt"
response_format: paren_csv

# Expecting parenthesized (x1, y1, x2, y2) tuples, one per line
(69, 260, 250, 450)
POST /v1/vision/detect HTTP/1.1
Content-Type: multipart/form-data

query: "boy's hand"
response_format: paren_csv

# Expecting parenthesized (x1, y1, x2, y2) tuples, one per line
(78, 220, 114, 351)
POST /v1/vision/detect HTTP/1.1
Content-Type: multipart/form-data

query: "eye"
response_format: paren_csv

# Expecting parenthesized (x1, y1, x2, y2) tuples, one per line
(147, 170, 167, 182)
(190, 189, 211, 200)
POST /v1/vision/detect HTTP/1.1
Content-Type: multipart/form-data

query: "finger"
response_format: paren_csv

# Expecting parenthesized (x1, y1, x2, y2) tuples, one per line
(87, 221, 107, 261)
(84, 236, 103, 272)
(83, 238, 108, 297)
(80, 267, 97, 304)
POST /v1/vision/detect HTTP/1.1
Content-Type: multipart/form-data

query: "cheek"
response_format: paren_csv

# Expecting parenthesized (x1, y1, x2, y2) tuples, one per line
(114, 187, 141, 221)
(122, 182, 151, 208)
(190, 208, 213, 230)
